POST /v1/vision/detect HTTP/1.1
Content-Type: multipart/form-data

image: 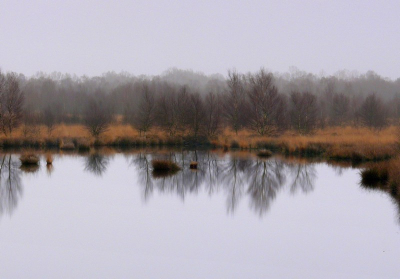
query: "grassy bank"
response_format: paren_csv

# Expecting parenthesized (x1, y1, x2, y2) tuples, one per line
(0, 124, 398, 163)
(359, 157, 400, 214)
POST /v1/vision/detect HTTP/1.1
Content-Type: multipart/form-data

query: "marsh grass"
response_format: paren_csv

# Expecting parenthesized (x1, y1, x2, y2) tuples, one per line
(151, 159, 181, 178)
(20, 154, 40, 165)
(1, 125, 398, 162)
(151, 160, 181, 172)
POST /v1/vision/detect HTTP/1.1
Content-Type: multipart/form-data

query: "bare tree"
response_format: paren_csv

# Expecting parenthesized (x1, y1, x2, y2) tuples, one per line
(358, 93, 387, 129)
(0, 71, 5, 130)
(175, 86, 191, 135)
(289, 91, 318, 134)
(83, 97, 112, 138)
(0, 73, 24, 136)
(21, 109, 41, 138)
(43, 105, 56, 136)
(156, 86, 179, 136)
(134, 83, 156, 136)
(224, 70, 247, 135)
(247, 69, 282, 136)
(330, 93, 350, 126)
(204, 91, 222, 138)
(186, 92, 206, 139)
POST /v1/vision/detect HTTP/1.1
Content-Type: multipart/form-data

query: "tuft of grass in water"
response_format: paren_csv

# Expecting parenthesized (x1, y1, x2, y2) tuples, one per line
(46, 154, 53, 164)
(152, 159, 181, 178)
(20, 154, 40, 165)
(189, 161, 198, 169)
(151, 160, 181, 172)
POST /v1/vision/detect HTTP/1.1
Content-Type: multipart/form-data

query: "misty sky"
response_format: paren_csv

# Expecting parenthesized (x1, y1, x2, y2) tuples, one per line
(0, 0, 399, 79)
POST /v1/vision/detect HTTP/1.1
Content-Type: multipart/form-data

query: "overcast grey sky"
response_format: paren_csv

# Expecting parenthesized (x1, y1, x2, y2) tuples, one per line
(0, 0, 399, 79)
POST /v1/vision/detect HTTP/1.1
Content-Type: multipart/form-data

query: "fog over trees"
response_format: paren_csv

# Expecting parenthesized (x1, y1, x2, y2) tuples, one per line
(1, 67, 400, 137)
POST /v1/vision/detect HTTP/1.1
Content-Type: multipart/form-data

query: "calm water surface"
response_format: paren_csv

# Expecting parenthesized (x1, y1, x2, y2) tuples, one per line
(0, 151, 399, 278)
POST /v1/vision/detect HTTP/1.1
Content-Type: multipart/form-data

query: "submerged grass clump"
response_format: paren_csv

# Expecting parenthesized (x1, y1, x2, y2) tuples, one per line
(20, 154, 40, 165)
(46, 154, 53, 164)
(152, 159, 181, 178)
(151, 160, 181, 172)
(189, 161, 198, 169)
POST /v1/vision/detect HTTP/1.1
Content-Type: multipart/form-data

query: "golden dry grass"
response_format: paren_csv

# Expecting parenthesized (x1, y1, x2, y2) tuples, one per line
(1, 124, 399, 161)
(217, 126, 398, 149)
(3, 124, 398, 144)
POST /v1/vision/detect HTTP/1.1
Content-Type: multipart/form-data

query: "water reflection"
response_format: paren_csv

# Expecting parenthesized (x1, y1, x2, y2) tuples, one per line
(20, 164, 40, 174)
(0, 155, 23, 216)
(289, 163, 316, 194)
(46, 164, 54, 176)
(130, 151, 317, 216)
(84, 153, 110, 176)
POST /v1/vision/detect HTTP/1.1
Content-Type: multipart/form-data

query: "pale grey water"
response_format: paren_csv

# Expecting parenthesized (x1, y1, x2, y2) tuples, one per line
(0, 151, 399, 278)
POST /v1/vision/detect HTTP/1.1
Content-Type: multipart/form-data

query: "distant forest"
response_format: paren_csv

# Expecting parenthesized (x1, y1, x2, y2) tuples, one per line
(1, 68, 400, 138)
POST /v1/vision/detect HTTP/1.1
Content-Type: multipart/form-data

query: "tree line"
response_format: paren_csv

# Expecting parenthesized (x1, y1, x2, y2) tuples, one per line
(0, 68, 399, 138)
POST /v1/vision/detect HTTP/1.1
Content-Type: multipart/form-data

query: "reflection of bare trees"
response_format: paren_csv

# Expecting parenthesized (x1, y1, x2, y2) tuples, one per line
(0, 155, 23, 216)
(134, 151, 208, 201)
(247, 159, 287, 216)
(288, 163, 316, 194)
(220, 155, 251, 213)
(130, 151, 317, 216)
(131, 152, 154, 200)
(84, 153, 110, 176)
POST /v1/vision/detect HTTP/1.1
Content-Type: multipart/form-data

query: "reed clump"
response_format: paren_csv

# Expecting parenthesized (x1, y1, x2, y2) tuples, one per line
(152, 159, 181, 178)
(20, 154, 40, 165)
(46, 154, 53, 164)
(151, 160, 181, 172)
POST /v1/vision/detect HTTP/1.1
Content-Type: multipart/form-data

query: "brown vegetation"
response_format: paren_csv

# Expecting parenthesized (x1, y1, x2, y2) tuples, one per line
(360, 157, 400, 202)
(1, 125, 398, 163)
(46, 154, 53, 164)
(189, 161, 198, 169)
(20, 154, 39, 165)
(151, 160, 180, 171)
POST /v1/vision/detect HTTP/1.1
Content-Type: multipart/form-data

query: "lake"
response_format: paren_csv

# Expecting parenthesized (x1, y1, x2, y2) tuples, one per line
(0, 150, 399, 278)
